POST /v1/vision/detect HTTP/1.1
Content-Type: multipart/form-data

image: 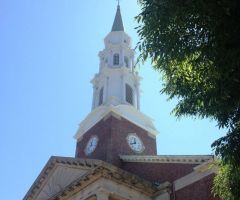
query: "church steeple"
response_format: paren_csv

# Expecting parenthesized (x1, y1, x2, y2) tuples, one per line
(74, 5, 158, 163)
(90, 4, 140, 110)
(111, 5, 124, 32)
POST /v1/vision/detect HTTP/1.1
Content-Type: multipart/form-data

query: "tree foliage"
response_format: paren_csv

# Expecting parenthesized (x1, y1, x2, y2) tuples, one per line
(213, 162, 240, 200)
(136, 0, 240, 199)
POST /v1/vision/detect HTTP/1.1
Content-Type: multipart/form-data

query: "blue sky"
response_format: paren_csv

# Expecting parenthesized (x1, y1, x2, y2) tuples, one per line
(0, 0, 225, 199)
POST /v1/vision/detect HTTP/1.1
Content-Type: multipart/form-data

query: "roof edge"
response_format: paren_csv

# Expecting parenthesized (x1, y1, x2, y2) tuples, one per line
(120, 155, 214, 164)
(74, 105, 159, 140)
(24, 156, 161, 200)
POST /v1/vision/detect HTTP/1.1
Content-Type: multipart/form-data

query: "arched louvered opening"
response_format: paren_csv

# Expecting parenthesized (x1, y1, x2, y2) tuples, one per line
(113, 53, 119, 65)
(125, 84, 133, 105)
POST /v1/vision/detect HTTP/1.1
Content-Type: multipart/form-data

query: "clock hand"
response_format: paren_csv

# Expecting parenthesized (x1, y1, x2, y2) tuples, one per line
(130, 142, 136, 145)
(130, 139, 136, 145)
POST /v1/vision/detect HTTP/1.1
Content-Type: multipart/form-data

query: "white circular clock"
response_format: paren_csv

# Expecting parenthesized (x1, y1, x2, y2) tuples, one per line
(126, 133, 145, 153)
(84, 135, 99, 156)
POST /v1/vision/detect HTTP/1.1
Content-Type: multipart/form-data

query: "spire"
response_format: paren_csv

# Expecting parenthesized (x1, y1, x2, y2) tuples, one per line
(111, 5, 124, 32)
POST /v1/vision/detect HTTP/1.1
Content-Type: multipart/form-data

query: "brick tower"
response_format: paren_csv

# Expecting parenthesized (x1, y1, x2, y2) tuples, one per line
(74, 5, 158, 167)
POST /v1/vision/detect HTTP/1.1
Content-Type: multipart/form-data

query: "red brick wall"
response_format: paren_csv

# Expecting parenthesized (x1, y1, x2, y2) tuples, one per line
(173, 174, 220, 200)
(75, 115, 219, 200)
(122, 162, 197, 183)
(75, 115, 157, 166)
(122, 163, 220, 200)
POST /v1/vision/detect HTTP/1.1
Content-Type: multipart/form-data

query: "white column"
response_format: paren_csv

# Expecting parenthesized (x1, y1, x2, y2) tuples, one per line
(121, 74, 125, 103)
(136, 82, 140, 110)
(96, 190, 109, 200)
(109, 51, 113, 67)
(120, 48, 124, 66)
(106, 76, 109, 104)
(100, 57, 104, 71)
(131, 57, 134, 69)
(92, 86, 97, 110)
(103, 77, 108, 104)
(129, 56, 132, 68)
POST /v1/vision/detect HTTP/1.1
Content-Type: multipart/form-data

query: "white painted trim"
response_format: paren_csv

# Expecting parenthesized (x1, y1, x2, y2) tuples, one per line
(91, 67, 142, 85)
(74, 104, 158, 140)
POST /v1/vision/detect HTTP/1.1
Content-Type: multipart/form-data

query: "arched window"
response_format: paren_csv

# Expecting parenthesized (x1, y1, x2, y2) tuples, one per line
(125, 84, 133, 105)
(113, 53, 119, 65)
(98, 87, 104, 106)
(124, 56, 129, 67)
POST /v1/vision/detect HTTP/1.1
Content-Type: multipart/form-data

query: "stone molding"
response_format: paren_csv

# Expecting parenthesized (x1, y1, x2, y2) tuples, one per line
(74, 104, 158, 140)
(23, 157, 101, 200)
(70, 179, 152, 200)
(120, 155, 214, 164)
(24, 156, 169, 200)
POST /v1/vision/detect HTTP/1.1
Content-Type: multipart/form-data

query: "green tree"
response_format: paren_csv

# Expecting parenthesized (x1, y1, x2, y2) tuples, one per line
(213, 162, 240, 200)
(136, 0, 240, 199)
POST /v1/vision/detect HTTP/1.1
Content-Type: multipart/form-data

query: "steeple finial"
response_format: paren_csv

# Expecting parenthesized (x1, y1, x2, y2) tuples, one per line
(111, 3, 124, 32)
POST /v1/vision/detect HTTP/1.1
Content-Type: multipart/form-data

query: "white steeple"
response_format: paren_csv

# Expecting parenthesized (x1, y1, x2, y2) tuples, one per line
(91, 5, 141, 110)
(74, 5, 158, 141)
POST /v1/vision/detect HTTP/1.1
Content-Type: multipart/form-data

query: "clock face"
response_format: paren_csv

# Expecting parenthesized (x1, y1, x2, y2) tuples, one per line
(126, 133, 145, 153)
(84, 135, 99, 156)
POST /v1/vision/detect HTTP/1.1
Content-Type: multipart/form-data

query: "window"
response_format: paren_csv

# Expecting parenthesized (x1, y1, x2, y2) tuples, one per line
(124, 56, 129, 67)
(98, 87, 103, 106)
(113, 53, 119, 65)
(125, 84, 133, 105)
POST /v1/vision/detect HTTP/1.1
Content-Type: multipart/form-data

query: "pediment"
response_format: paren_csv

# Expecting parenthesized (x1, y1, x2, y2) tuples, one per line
(36, 165, 89, 200)
(24, 156, 163, 200)
(24, 157, 103, 200)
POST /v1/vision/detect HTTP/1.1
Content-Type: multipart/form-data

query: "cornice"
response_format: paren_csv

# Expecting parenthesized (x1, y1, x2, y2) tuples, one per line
(104, 31, 131, 42)
(91, 67, 141, 84)
(23, 157, 102, 200)
(24, 156, 164, 200)
(74, 104, 158, 140)
(49, 166, 159, 200)
(120, 155, 214, 164)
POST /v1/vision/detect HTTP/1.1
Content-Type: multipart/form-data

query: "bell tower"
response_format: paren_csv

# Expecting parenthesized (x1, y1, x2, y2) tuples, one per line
(75, 5, 158, 167)
(92, 5, 140, 110)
